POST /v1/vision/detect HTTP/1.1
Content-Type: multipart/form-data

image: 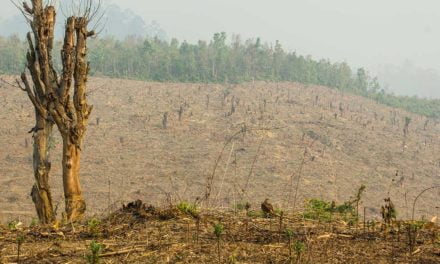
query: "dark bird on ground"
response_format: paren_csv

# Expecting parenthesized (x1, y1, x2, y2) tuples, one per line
(261, 198, 276, 217)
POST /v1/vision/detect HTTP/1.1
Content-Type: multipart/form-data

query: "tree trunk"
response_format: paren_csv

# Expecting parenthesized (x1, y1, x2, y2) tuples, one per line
(19, 1, 96, 222)
(62, 136, 86, 221)
(56, 17, 92, 221)
(30, 113, 55, 224)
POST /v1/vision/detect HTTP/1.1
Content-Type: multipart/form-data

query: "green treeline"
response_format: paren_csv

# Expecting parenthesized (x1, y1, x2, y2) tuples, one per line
(1, 33, 439, 118)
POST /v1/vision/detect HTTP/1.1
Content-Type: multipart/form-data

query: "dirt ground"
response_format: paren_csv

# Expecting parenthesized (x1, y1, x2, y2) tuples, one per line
(0, 202, 439, 263)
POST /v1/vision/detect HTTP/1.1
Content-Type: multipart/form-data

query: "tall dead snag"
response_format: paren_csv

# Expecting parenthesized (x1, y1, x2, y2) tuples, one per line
(17, 0, 58, 224)
(19, 0, 98, 221)
(56, 16, 94, 221)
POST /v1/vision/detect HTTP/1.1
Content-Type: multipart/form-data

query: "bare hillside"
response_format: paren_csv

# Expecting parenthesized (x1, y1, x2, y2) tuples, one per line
(0, 77, 439, 222)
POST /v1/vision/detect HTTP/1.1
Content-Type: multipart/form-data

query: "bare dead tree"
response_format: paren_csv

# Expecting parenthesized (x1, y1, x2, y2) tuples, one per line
(3, 73, 55, 223)
(206, 94, 210, 110)
(403, 117, 411, 137)
(402, 116, 411, 152)
(423, 119, 429, 131)
(16, 0, 102, 221)
(162, 112, 168, 129)
(13, 0, 58, 224)
(178, 105, 184, 122)
(288, 138, 316, 212)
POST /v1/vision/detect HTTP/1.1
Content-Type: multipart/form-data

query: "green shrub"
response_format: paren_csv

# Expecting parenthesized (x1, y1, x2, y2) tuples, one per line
(246, 210, 264, 218)
(87, 218, 102, 237)
(8, 220, 21, 231)
(302, 199, 356, 222)
(86, 241, 103, 264)
(234, 201, 251, 211)
(177, 201, 199, 218)
(213, 223, 224, 238)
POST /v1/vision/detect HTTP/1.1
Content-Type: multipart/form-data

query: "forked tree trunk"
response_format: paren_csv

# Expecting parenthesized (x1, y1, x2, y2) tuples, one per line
(30, 113, 55, 224)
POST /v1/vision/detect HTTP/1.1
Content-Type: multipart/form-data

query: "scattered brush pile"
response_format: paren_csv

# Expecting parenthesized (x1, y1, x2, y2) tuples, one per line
(0, 200, 439, 263)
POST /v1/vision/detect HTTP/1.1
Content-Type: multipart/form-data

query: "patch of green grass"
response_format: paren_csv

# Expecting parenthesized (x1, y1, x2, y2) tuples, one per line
(274, 208, 284, 216)
(246, 210, 264, 218)
(177, 201, 199, 218)
(302, 199, 356, 222)
(234, 201, 250, 211)
(87, 218, 102, 237)
(86, 241, 104, 264)
(213, 223, 224, 238)
(8, 220, 21, 231)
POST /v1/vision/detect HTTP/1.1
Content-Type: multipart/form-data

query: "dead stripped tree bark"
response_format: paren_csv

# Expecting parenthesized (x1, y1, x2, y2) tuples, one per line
(16, 0, 58, 224)
(18, 0, 100, 221)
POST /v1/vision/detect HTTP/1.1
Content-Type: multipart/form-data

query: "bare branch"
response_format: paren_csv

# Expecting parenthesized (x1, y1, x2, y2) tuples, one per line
(20, 73, 47, 118)
(59, 16, 76, 100)
(0, 78, 22, 90)
(23, 1, 34, 14)
(9, 0, 32, 23)
(411, 185, 440, 221)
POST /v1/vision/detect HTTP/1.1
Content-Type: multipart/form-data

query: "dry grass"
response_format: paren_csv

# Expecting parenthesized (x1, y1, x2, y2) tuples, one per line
(0, 201, 439, 263)
(0, 76, 439, 223)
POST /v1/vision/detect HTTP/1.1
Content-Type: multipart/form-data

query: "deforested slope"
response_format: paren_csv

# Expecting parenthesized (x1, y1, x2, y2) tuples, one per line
(0, 77, 438, 222)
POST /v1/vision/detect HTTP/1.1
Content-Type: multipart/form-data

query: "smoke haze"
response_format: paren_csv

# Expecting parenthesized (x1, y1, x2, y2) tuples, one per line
(1, 0, 440, 97)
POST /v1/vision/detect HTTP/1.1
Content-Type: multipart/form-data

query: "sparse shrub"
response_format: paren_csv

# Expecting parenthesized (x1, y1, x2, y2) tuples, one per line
(214, 223, 224, 238)
(8, 220, 22, 231)
(246, 210, 264, 218)
(177, 201, 199, 218)
(285, 228, 294, 238)
(351, 185, 366, 218)
(234, 201, 251, 212)
(274, 208, 284, 216)
(213, 223, 224, 263)
(285, 229, 294, 263)
(302, 199, 333, 221)
(293, 240, 306, 264)
(87, 218, 102, 237)
(302, 199, 356, 222)
(284, 228, 306, 264)
(381, 198, 397, 225)
(405, 221, 425, 253)
(86, 241, 103, 264)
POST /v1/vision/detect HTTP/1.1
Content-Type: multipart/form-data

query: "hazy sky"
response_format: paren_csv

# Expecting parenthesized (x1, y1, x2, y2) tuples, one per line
(111, 0, 440, 74)
(2, 0, 440, 75)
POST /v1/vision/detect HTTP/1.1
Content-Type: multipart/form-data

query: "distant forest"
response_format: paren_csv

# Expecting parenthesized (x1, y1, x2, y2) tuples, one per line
(1, 32, 439, 118)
